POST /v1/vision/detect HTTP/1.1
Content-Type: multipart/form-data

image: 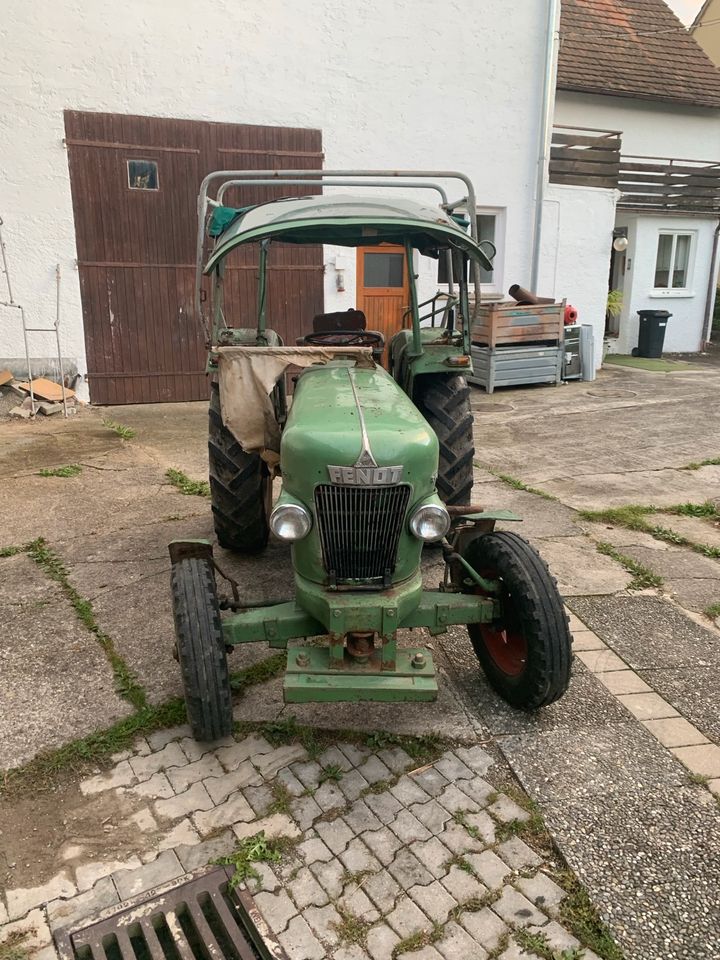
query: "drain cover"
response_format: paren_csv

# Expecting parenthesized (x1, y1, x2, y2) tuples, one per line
(54, 867, 289, 960)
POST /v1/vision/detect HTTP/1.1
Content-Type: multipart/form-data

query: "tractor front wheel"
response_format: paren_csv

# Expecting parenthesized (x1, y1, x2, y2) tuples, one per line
(209, 383, 270, 553)
(462, 531, 571, 709)
(171, 555, 233, 741)
(414, 374, 474, 506)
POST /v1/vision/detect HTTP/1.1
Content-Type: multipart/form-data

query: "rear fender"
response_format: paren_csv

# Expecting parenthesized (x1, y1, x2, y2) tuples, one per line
(390, 330, 473, 395)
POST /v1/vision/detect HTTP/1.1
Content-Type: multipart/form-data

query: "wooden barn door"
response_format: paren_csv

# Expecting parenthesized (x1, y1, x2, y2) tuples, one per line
(64, 112, 323, 404)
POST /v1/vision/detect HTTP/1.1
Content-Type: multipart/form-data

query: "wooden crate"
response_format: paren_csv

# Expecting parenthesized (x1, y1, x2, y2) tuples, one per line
(471, 301, 565, 348)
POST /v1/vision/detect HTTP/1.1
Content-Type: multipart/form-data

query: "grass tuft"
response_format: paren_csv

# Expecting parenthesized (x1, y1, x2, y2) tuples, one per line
(492, 472, 557, 501)
(595, 541, 663, 590)
(319, 763, 344, 784)
(556, 868, 626, 959)
(230, 653, 285, 692)
(514, 929, 585, 960)
(681, 456, 720, 471)
(0, 544, 23, 557)
(267, 782, 293, 816)
(101, 417, 136, 440)
(214, 831, 283, 887)
(703, 602, 720, 621)
(37, 464, 82, 478)
(332, 907, 373, 947)
(582, 503, 720, 561)
(0, 932, 30, 960)
(165, 468, 210, 498)
(391, 923, 444, 958)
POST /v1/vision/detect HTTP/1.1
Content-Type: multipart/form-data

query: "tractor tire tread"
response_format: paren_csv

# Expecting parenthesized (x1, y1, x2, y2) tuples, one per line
(414, 374, 475, 506)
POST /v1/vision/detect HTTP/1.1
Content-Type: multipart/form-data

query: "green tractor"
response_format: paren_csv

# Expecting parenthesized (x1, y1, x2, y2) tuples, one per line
(170, 170, 571, 741)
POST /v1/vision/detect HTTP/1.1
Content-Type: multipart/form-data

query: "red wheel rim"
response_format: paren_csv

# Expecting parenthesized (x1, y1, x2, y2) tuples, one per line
(475, 568, 528, 677)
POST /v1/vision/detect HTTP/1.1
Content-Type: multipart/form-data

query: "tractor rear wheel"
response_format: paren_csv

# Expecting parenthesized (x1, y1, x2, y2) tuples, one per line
(414, 374, 474, 506)
(462, 531, 571, 709)
(171, 555, 233, 741)
(209, 382, 270, 553)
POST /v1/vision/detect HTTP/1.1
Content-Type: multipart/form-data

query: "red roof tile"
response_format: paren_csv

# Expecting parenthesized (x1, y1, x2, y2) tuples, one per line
(558, 0, 720, 108)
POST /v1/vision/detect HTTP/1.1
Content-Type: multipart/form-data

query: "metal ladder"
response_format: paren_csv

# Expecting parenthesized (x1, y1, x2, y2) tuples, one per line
(0, 216, 68, 417)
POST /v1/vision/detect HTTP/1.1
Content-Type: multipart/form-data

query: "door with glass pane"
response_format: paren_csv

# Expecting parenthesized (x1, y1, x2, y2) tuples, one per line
(356, 246, 410, 366)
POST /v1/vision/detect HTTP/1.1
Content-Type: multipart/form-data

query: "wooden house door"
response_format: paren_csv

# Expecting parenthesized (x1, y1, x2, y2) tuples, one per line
(356, 245, 410, 364)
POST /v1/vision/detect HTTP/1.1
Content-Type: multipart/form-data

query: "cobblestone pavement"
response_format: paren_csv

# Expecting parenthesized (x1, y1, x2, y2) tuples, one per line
(0, 729, 606, 960)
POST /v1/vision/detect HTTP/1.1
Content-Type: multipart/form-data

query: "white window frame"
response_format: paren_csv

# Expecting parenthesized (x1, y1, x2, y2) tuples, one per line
(650, 229, 696, 298)
(437, 207, 506, 299)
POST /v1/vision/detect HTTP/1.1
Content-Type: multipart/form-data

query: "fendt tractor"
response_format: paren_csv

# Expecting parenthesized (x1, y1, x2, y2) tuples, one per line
(169, 170, 571, 741)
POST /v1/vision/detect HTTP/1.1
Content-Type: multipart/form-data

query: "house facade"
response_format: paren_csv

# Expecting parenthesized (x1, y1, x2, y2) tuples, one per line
(553, 0, 720, 356)
(1, 0, 571, 404)
(691, 0, 720, 65)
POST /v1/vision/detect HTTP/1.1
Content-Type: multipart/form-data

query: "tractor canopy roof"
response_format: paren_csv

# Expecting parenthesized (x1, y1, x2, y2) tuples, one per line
(203, 194, 493, 274)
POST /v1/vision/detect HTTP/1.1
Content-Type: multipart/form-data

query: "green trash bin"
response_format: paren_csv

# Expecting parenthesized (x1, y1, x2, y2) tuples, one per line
(634, 310, 671, 359)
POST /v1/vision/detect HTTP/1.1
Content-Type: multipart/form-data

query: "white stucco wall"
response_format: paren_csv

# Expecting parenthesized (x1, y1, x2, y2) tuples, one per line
(537, 183, 619, 369)
(0, 0, 551, 397)
(611, 213, 717, 354)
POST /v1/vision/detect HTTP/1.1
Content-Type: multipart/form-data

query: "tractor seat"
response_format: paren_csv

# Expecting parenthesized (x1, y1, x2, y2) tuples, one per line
(297, 308, 385, 361)
(313, 309, 367, 332)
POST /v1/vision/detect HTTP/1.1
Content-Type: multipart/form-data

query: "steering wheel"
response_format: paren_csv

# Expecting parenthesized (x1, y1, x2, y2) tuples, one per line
(303, 330, 384, 348)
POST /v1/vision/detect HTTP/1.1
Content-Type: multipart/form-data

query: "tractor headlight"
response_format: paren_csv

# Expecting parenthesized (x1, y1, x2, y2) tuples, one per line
(270, 503, 312, 541)
(409, 503, 451, 542)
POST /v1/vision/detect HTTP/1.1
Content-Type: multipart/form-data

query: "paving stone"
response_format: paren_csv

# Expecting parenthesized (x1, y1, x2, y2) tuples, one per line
(0, 902, 9, 924)
(404, 947, 445, 960)
(246, 862, 281, 895)
(455, 745, 494, 775)
(204, 761, 263, 804)
(154, 781, 213, 821)
(80, 761, 135, 795)
(364, 790, 403, 824)
(309, 858, 346, 899)
(408, 879, 458, 924)
(516, 872, 567, 914)
(179, 736, 235, 763)
(438, 821, 485, 855)
(642, 717, 710, 748)
(254, 744, 308, 779)
(596, 670, 652, 695)
(129, 808, 158, 832)
(434, 752, 474, 781)
(287, 866, 329, 909)
(340, 837, 382, 874)
(363, 825, 404, 866)
(708, 778, 720, 796)
(232, 813, 301, 842)
(339, 743, 371, 767)
(289, 794, 322, 830)
(314, 781, 346, 812)
(175, 830, 236, 872)
(344, 798, 382, 835)
(488, 795, 530, 824)
(497, 838, 543, 871)
(290, 760, 322, 789)
(386, 897, 432, 938)
(244, 783, 274, 816)
(297, 837, 334, 865)
(366, 923, 401, 960)
(303, 902, 343, 945)
(388, 809, 432, 844)
(315, 817, 355, 854)
(390, 775, 430, 806)
(377, 746, 414, 774)
(167, 753, 224, 792)
(276, 767, 306, 797)
(156, 818, 200, 852)
(191, 790, 255, 835)
(113, 850, 183, 900)
(75, 858, 141, 893)
(436, 920, 487, 960)
(7, 871, 77, 920)
(617, 692, 679, 721)
(357, 755, 393, 785)
(465, 851, 510, 889)
(459, 907, 508, 951)
(338, 886, 380, 923)
(215, 734, 274, 770)
(129, 742, 186, 780)
(437, 783, 480, 815)
(338, 768, 371, 802)
(278, 914, 326, 960)
(493, 887, 547, 928)
(46, 878, 118, 932)
(363, 869, 402, 914)
(440, 864, 488, 904)
(410, 767, 448, 797)
(387, 848, 434, 889)
(0, 909, 53, 952)
(334, 946, 371, 960)
(672, 743, 720, 778)
(570, 630, 606, 651)
(575, 648, 628, 672)
(146, 724, 192, 751)
(133, 738, 152, 756)
(318, 745, 354, 772)
(254, 888, 298, 934)
(463, 810, 496, 844)
(527, 920, 581, 951)
(457, 777, 496, 807)
(412, 836, 453, 879)
(122, 772, 174, 800)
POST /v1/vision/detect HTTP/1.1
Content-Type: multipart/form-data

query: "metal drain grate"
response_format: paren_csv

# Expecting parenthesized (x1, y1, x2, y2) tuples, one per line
(54, 867, 290, 960)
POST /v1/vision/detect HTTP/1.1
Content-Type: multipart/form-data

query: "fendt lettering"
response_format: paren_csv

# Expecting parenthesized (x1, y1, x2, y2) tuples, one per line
(328, 465, 404, 486)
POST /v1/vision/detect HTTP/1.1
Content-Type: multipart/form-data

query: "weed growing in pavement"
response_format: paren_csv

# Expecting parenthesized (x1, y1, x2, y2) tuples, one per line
(682, 456, 720, 471)
(391, 923, 444, 957)
(230, 653, 285, 692)
(453, 809, 483, 841)
(26, 537, 146, 709)
(332, 907, 373, 947)
(319, 763, 344, 784)
(582, 503, 720, 559)
(0, 544, 23, 557)
(595, 542, 663, 590)
(37, 464, 82, 478)
(214, 831, 283, 887)
(0, 932, 30, 960)
(703, 602, 720, 621)
(262, 715, 302, 746)
(448, 888, 501, 923)
(444, 854, 477, 876)
(165, 468, 210, 497)
(670, 500, 720, 519)
(514, 929, 584, 959)
(556, 868, 626, 960)
(488, 470, 558, 501)
(686, 772, 710, 786)
(267, 782, 293, 816)
(101, 417, 136, 440)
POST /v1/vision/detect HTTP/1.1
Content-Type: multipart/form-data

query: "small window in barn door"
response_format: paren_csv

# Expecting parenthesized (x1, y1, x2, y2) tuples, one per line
(127, 159, 159, 190)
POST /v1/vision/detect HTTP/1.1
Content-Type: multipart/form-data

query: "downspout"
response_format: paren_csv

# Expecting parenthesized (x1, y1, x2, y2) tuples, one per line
(530, 0, 561, 292)
(702, 219, 720, 348)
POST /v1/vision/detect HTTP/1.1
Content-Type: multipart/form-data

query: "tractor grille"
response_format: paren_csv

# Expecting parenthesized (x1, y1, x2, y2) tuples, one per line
(315, 483, 411, 581)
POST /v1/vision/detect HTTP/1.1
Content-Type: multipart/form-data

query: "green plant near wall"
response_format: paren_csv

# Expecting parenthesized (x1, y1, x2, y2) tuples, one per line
(607, 289, 623, 320)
